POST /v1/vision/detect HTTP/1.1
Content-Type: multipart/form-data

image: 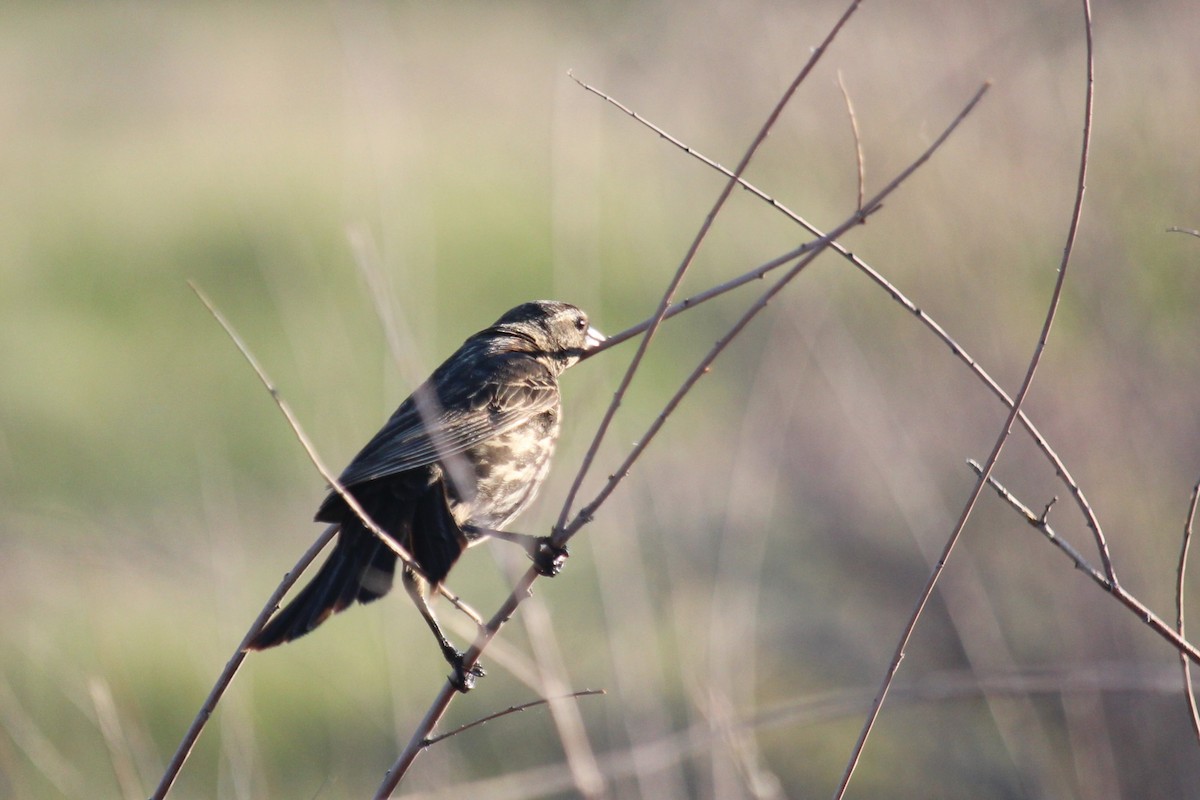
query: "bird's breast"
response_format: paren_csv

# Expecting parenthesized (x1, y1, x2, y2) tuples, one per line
(450, 407, 561, 530)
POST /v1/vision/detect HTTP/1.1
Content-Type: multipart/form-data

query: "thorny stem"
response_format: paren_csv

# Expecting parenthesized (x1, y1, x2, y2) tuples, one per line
(1177, 480, 1200, 745)
(834, 2, 1093, 795)
(554, 0, 866, 536)
(574, 68, 1117, 588)
(375, 77, 988, 799)
(151, 286, 483, 800)
(422, 690, 606, 748)
(971, 462, 1200, 666)
(148, 523, 338, 800)
(566, 81, 988, 546)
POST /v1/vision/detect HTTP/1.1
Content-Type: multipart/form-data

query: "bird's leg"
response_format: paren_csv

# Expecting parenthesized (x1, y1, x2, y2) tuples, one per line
(465, 525, 569, 577)
(402, 569, 485, 692)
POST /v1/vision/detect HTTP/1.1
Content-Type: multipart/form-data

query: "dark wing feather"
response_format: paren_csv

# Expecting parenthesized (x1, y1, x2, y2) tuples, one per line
(334, 353, 559, 487)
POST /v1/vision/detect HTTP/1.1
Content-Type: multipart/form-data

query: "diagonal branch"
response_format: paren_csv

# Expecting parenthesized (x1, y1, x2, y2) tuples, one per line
(149, 523, 338, 800)
(373, 78, 989, 800)
(555, 0, 866, 535)
(150, 285, 482, 800)
(572, 67, 1116, 586)
(185, 285, 414, 578)
(401, 663, 1200, 800)
(422, 690, 606, 748)
(561, 82, 988, 547)
(833, 2, 1094, 794)
(970, 462, 1200, 666)
(1177, 479, 1200, 744)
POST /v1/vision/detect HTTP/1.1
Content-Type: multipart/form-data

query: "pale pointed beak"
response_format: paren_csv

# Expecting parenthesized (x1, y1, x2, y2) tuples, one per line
(585, 326, 606, 350)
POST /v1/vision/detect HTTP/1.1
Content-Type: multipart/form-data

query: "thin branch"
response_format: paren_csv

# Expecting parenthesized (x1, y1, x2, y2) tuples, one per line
(185, 283, 422, 576)
(556, 0, 865, 535)
(834, 1, 1094, 793)
(573, 60, 1116, 588)
(970, 461, 1200, 665)
(1166, 226, 1200, 238)
(188, 285, 482, 618)
(400, 664, 1199, 800)
(422, 690, 606, 748)
(564, 82, 987, 548)
(375, 8, 867, 794)
(373, 222, 863, 800)
(582, 235, 843, 356)
(373, 572, 541, 799)
(1178, 479, 1200, 745)
(346, 222, 413, 379)
(835, 70, 866, 211)
(562, 224, 872, 545)
(373, 78, 988, 800)
(150, 522, 337, 800)
(152, 285, 486, 800)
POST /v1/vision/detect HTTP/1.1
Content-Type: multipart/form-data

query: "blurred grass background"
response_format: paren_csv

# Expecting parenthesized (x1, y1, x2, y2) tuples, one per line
(3, 1, 1200, 797)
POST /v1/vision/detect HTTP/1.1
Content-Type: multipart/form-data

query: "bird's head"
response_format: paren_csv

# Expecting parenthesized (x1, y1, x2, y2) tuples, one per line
(488, 300, 605, 371)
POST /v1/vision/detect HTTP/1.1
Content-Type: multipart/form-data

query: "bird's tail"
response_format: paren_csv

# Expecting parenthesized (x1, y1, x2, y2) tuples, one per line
(247, 524, 396, 650)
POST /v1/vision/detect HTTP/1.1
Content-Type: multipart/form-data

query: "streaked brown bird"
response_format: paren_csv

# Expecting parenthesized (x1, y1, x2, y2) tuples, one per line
(248, 300, 604, 689)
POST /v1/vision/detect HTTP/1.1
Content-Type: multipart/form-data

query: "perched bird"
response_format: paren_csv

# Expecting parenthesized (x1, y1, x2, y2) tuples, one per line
(248, 300, 604, 690)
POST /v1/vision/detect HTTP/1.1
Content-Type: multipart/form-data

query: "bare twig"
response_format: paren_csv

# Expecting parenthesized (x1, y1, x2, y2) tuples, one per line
(834, 2, 1095, 794)
(835, 70, 866, 211)
(187, 282, 491, 631)
(152, 290, 352, 800)
(185, 283, 428, 580)
(150, 521, 337, 800)
(1166, 226, 1200, 238)
(185, 285, 484, 627)
(152, 285, 485, 800)
(385, 201, 878, 800)
(565, 83, 988, 547)
(400, 664, 1199, 800)
(561, 224, 872, 545)
(346, 222, 415, 380)
(970, 461, 1200, 665)
(1178, 479, 1200, 745)
(421, 690, 606, 747)
(583, 236, 844, 356)
(375, 7, 868, 794)
(573, 62, 1117, 587)
(374, 78, 988, 800)
(556, 0, 865, 535)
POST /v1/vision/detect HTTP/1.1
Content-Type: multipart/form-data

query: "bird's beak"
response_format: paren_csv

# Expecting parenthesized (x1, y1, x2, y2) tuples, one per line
(585, 326, 606, 350)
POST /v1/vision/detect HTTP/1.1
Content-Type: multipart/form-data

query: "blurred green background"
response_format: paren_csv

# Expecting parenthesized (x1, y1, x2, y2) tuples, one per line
(4, 1, 1200, 798)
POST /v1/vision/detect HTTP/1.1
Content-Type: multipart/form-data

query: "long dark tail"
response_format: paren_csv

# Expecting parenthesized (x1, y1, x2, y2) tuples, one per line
(248, 523, 396, 650)
(250, 478, 469, 650)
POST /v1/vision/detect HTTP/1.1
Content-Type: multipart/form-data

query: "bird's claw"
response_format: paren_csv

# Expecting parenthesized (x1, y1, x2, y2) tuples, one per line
(449, 653, 486, 693)
(532, 537, 569, 577)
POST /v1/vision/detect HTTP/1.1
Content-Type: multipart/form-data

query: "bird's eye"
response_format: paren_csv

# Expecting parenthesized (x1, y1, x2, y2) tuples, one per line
(575, 315, 588, 331)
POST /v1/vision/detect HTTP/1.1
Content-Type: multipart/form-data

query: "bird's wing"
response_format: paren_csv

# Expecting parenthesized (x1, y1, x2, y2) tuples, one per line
(334, 356, 559, 487)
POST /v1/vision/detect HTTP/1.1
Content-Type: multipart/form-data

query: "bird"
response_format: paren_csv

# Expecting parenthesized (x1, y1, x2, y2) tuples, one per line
(247, 300, 604, 690)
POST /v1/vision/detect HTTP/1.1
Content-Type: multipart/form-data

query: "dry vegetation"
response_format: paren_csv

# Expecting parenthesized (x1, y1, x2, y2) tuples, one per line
(2, 1, 1200, 798)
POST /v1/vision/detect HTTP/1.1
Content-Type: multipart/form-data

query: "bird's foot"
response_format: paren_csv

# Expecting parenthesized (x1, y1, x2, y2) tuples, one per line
(469, 526, 569, 576)
(448, 652, 486, 693)
(532, 537, 569, 577)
